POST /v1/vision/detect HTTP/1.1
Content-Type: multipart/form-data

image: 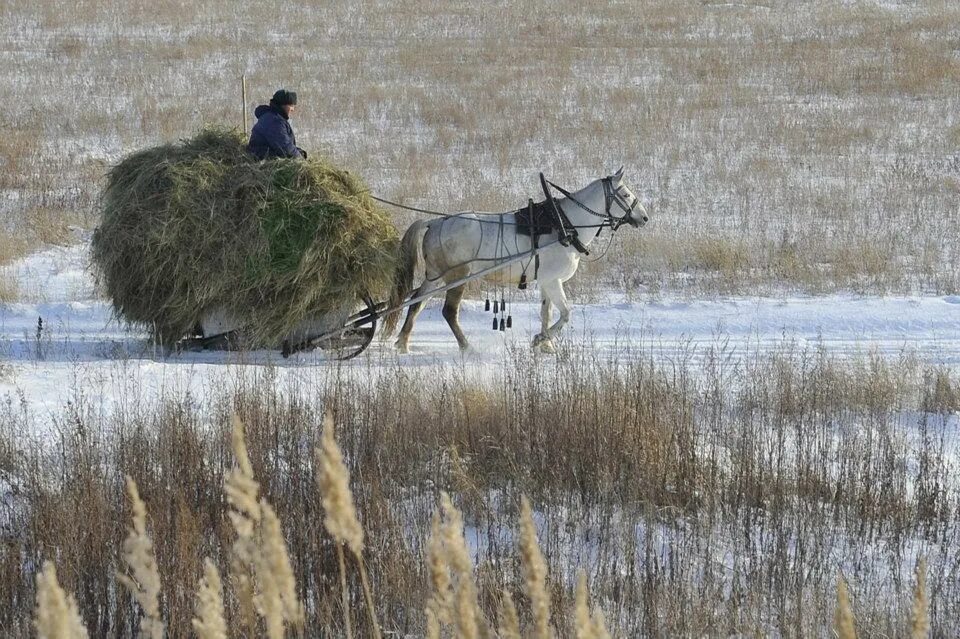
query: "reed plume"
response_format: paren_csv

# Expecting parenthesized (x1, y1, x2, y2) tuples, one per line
(520, 496, 552, 639)
(316, 411, 364, 555)
(225, 414, 305, 638)
(225, 415, 261, 635)
(258, 501, 305, 639)
(590, 610, 611, 639)
(575, 571, 593, 639)
(426, 510, 453, 626)
(192, 559, 227, 639)
(910, 558, 929, 639)
(498, 590, 522, 639)
(834, 577, 857, 639)
(117, 476, 165, 639)
(425, 608, 442, 639)
(440, 492, 483, 639)
(34, 562, 89, 639)
(316, 410, 381, 639)
(574, 570, 610, 639)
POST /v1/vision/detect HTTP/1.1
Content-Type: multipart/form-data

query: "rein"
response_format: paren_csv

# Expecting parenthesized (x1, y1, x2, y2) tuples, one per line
(369, 194, 450, 217)
(370, 192, 611, 227)
(369, 173, 635, 233)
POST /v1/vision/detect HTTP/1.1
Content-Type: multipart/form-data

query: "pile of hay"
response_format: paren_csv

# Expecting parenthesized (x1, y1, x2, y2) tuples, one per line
(92, 128, 399, 348)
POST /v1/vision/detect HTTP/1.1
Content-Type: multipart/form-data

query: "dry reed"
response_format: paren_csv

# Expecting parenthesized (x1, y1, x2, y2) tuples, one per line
(225, 415, 261, 635)
(498, 591, 522, 639)
(258, 501, 304, 638)
(117, 476, 165, 639)
(910, 558, 929, 639)
(316, 410, 381, 639)
(426, 511, 454, 626)
(520, 496, 552, 639)
(316, 411, 364, 555)
(573, 570, 610, 639)
(425, 609, 441, 639)
(440, 493, 483, 638)
(226, 416, 304, 638)
(191, 559, 227, 639)
(574, 572, 593, 639)
(34, 562, 89, 639)
(834, 578, 857, 639)
(6, 346, 960, 635)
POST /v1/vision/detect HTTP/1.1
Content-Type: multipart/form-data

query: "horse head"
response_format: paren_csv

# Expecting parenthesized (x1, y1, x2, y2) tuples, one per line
(609, 166, 649, 229)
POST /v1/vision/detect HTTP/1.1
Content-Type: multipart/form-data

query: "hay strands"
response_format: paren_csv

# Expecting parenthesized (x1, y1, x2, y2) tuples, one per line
(92, 129, 400, 353)
(281, 239, 560, 358)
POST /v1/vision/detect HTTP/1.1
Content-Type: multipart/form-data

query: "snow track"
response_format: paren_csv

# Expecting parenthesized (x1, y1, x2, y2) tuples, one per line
(1, 244, 958, 416)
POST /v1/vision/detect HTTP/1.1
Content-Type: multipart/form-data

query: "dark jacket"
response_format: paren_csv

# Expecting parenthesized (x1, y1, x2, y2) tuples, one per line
(247, 105, 306, 160)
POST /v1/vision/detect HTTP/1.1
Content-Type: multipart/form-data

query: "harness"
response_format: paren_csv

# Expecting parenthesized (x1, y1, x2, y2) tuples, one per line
(371, 173, 642, 287)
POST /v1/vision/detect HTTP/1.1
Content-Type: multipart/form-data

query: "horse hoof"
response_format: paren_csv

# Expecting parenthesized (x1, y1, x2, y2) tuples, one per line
(531, 333, 546, 347)
(536, 339, 556, 354)
(395, 341, 409, 354)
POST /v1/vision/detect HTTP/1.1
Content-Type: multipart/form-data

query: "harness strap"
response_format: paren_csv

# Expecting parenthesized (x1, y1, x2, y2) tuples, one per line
(540, 173, 590, 255)
(519, 199, 541, 290)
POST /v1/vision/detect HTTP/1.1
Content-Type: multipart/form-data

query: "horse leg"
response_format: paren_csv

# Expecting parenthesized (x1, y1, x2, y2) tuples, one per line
(544, 279, 572, 337)
(441, 285, 470, 351)
(531, 286, 553, 349)
(536, 279, 570, 353)
(395, 280, 442, 353)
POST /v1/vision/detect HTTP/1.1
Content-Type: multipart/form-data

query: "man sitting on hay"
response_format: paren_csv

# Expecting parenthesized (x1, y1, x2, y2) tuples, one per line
(248, 89, 308, 160)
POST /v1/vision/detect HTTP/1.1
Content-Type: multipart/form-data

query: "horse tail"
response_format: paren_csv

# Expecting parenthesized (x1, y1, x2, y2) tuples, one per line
(383, 219, 428, 335)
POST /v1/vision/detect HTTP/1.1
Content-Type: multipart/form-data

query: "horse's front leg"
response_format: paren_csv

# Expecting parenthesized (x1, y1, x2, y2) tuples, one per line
(535, 279, 571, 353)
(531, 291, 552, 348)
(442, 285, 470, 351)
(532, 281, 564, 353)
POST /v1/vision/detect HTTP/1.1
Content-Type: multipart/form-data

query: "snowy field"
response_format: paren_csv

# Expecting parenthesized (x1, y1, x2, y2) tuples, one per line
(2, 243, 959, 421)
(3, 243, 959, 635)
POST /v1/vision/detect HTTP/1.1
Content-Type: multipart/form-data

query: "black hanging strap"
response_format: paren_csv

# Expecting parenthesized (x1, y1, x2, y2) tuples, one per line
(540, 173, 589, 255)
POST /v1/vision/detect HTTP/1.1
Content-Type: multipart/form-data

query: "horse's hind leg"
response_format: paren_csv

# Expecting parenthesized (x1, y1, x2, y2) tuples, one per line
(441, 285, 470, 352)
(395, 279, 442, 353)
(395, 300, 424, 353)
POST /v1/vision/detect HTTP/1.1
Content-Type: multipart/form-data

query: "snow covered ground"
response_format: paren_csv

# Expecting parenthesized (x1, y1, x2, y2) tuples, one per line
(1, 243, 958, 422)
(3, 243, 959, 633)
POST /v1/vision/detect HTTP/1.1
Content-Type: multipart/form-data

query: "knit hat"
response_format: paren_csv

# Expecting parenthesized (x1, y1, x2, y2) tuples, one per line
(270, 89, 298, 106)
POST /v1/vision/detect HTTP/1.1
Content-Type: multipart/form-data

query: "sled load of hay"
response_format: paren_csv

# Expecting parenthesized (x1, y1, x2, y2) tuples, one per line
(91, 128, 398, 349)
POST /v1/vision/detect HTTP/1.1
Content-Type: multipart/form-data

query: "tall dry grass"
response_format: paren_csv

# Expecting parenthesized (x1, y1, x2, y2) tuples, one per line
(2, 342, 958, 635)
(28, 409, 937, 637)
(2, 0, 960, 294)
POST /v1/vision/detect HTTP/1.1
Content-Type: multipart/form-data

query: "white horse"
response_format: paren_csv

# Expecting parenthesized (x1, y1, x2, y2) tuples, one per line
(386, 168, 649, 353)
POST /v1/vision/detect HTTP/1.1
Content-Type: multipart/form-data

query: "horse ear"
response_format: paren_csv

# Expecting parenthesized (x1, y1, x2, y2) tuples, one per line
(615, 165, 624, 178)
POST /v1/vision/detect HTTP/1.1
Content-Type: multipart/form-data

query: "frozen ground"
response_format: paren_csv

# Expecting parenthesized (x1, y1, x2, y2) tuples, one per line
(1, 243, 959, 422)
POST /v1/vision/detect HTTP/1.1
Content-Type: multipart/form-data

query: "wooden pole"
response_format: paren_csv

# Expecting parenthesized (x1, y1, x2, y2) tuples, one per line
(241, 75, 248, 131)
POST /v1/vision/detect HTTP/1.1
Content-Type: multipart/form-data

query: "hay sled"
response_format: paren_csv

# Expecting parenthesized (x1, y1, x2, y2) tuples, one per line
(91, 129, 398, 359)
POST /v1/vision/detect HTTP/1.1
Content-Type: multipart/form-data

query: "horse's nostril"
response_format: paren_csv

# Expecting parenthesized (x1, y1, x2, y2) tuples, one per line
(643, 216, 649, 223)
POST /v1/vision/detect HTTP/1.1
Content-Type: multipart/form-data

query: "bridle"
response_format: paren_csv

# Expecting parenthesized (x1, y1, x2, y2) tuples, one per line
(604, 176, 645, 229)
(544, 174, 644, 232)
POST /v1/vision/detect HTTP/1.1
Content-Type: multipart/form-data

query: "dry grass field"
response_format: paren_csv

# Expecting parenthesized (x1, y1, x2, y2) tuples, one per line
(3, 1, 960, 637)
(2, 0, 960, 296)
(2, 344, 958, 636)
